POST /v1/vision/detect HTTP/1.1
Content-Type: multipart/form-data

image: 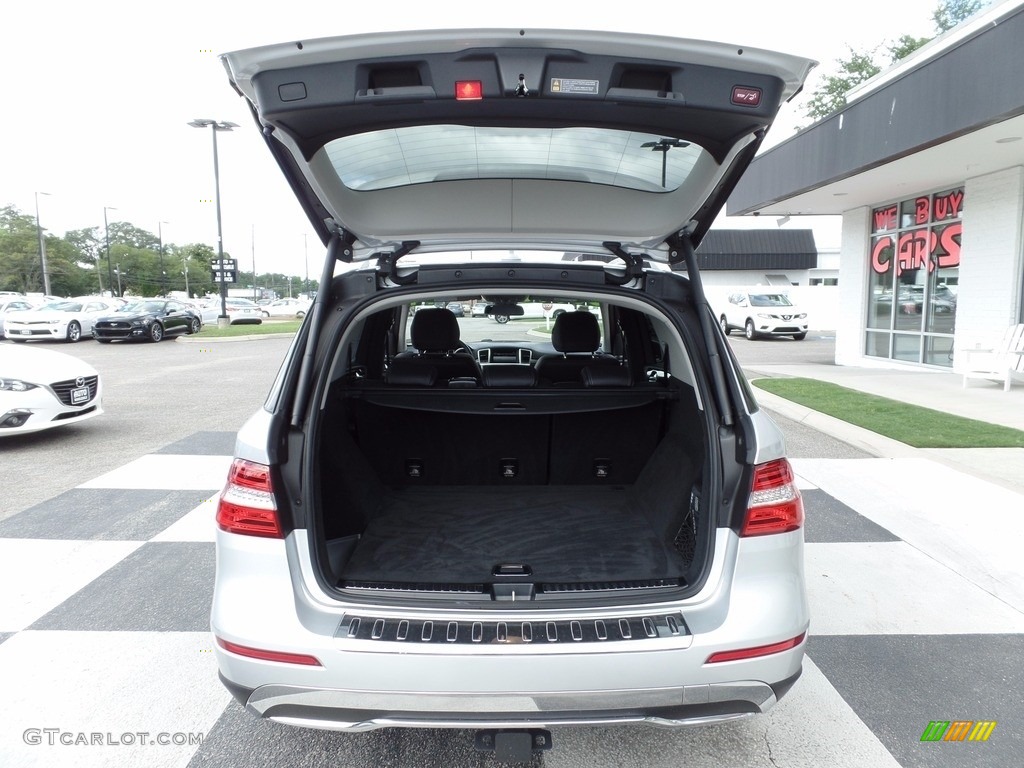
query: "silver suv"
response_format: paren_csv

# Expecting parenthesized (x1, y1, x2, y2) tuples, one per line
(213, 29, 812, 759)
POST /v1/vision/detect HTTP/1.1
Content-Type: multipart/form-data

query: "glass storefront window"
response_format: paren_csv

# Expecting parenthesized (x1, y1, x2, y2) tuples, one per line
(866, 188, 963, 367)
(923, 335, 955, 366)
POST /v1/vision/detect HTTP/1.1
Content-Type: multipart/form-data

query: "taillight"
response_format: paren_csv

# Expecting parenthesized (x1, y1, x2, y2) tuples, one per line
(740, 458, 804, 536)
(706, 632, 806, 664)
(215, 637, 321, 666)
(216, 459, 283, 538)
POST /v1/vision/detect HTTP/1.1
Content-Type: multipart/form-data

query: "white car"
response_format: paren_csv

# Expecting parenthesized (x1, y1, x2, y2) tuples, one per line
(260, 298, 311, 318)
(0, 298, 38, 336)
(3, 297, 121, 343)
(223, 298, 264, 325)
(0, 344, 103, 435)
(719, 290, 809, 341)
(485, 300, 578, 323)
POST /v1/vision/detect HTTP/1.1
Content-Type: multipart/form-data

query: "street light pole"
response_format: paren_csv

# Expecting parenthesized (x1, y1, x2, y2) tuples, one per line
(103, 206, 117, 297)
(252, 224, 257, 303)
(640, 138, 690, 188)
(158, 221, 169, 296)
(189, 118, 237, 325)
(35, 192, 52, 295)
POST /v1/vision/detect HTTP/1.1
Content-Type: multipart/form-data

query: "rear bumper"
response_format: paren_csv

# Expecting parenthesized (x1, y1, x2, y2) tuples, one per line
(212, 527, 808, 732)
(220, 669, 801, 732)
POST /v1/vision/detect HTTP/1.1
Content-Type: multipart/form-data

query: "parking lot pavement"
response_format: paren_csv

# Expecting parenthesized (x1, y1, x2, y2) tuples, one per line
(1, 432, 1020, 767)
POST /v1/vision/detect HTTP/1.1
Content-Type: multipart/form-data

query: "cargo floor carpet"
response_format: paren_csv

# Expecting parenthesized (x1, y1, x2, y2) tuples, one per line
(339, 486, 687, 585)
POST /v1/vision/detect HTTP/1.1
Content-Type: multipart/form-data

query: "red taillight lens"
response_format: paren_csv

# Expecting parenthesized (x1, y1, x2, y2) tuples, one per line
(455, 80, 483, 100)
(215, 637, 321, 666)
(740, 458, 804, 536)
(216, 459, 283, 538)
(706, 632, 806, 664)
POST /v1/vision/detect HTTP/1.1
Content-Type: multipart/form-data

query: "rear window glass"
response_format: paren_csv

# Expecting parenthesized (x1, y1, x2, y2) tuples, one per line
(325, 126, 706, 193)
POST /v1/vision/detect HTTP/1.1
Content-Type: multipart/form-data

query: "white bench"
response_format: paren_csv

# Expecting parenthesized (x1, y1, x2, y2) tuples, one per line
(961, 323, 1024, 391)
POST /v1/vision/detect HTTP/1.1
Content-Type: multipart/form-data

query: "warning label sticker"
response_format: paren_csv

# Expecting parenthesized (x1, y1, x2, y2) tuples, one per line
(550, 78, 600, 95)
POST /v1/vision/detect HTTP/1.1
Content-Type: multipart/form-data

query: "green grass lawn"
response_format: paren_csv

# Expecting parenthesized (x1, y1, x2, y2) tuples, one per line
(195, 319, 302, 338)
(752, 377, 1024, 448)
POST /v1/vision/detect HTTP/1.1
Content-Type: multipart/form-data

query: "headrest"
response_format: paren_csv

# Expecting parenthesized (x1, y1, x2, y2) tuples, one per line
(411, 307, 461, 352)
(385, 358, 437, 386)
(581, 363, 631, 387)
(551, 311, 600, 353)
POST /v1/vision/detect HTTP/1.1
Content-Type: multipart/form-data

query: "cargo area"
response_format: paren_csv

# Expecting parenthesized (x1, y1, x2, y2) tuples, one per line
(314, 381, 710, 600)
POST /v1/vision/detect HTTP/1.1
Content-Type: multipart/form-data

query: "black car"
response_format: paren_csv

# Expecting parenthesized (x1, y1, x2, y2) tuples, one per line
(93, 299, 202, 343)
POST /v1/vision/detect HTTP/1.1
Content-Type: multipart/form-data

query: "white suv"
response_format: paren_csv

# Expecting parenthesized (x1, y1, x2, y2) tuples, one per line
(212, 29, 813, 760)
(719, 290, 809, 340)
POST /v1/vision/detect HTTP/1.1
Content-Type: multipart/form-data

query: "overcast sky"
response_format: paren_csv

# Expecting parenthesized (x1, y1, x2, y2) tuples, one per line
(1, 0, 945, 276)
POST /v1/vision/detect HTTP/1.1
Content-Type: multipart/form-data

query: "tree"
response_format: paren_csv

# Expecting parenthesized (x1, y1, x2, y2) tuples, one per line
(933, 0, 983, 32)
(64, 227, 101, 268)
(174, 243, 218, 298)
(106, 221, 159, 250)
(0, 205, 47, 293)
(803, 0, 989, 121)
(887, 34, 932, 63)
(803, 47, 881, 120)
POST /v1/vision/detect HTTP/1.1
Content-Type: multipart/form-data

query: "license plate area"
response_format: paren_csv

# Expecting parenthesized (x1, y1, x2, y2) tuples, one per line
(71, 387, 90, 404)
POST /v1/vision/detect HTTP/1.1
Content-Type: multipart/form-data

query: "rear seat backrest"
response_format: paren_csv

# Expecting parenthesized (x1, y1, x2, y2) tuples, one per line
(393, 307, 482, 385)
(482, 364, 538, 387)
(535, 311, 619, 385)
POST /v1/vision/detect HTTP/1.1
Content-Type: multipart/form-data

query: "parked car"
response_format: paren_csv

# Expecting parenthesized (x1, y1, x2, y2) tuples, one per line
(184, 299, 220, 325)
(0, 298, 37, 337)
(260, 298, 311, 318)
(212, 29, 812, 756)
(0, 344, 102, 435)
(93, 299, 203, 343)
(719, 290, 809, 340)
(222, 298, 263, 325)
(484, 300, 577, 323)
(875, 284, 956, 315)
(3, 297, 121, 343)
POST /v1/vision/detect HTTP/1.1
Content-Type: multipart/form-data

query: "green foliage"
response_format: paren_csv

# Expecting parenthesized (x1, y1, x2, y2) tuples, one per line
(933, 0, 983, 32)
(887, 34, 932, 63)
(0, 203, 314, 300)
(803, 0, 989, 122)
(196, 319, 302, 337)
(804, 48, 881, 120)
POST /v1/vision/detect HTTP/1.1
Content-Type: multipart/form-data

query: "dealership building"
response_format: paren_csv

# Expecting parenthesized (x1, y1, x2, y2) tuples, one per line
(728, 0, 1024, 370)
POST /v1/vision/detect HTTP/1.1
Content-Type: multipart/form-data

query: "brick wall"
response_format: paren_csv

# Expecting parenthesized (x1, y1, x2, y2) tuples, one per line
(955, 167, 1024, 366)
(836, 207, 871, 366)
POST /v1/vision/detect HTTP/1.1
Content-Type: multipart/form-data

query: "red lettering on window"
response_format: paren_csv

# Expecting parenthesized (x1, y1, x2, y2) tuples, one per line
(873, 206, 897, 232)
(896, 231, 931, 276)
(933, 189, 964, 221)
(935, 222, 962, 268)
(871, 235, 894, 274)
(915, 197, 930, 225)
